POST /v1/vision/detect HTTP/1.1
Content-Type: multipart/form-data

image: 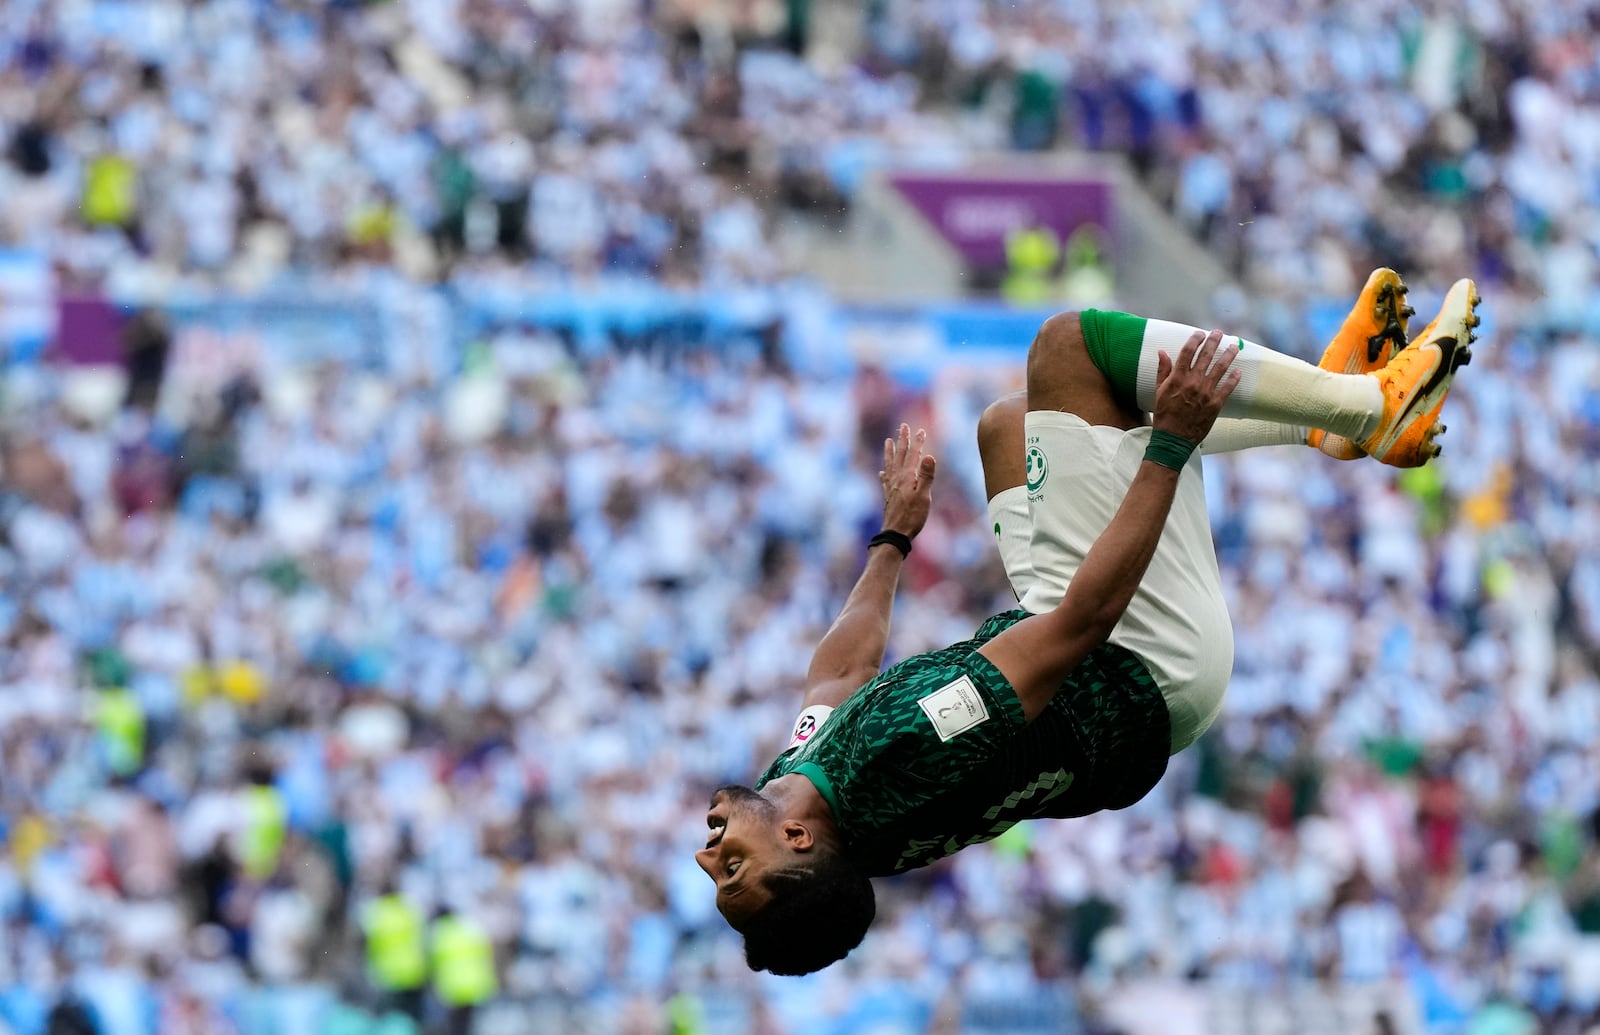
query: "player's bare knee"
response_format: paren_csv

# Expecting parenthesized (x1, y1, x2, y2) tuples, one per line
(1027, 313, 1093, 392)
(1026, 310, 1132, 427)
(1036, 310, 1084, 346)
(1024, 315, 1088, 383)
(976, 392, 1027, 452)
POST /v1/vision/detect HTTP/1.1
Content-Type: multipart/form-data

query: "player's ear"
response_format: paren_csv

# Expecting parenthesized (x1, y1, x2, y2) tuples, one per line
(779, 820, 814, 852)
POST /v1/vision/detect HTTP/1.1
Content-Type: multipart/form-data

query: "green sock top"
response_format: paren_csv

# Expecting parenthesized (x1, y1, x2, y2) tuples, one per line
(1079, 308, 1148, 411)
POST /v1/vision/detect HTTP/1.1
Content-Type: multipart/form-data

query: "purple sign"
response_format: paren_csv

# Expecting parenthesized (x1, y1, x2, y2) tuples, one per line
(55, 295, 126, 365)
(889, 173, 1114, 269)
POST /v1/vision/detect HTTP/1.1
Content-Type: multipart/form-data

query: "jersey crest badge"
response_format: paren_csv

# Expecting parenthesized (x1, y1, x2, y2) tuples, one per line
(918, 675, 990, 742)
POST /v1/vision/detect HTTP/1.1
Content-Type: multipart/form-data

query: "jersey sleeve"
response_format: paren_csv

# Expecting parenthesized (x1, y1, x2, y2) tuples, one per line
(784, 705, 833, 750)
(754, 705, 836, 789)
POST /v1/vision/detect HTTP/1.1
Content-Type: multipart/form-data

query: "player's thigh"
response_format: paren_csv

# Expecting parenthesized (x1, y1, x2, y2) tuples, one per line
(976, 391, 1027, 500)
(1026, 311, 1142, 430)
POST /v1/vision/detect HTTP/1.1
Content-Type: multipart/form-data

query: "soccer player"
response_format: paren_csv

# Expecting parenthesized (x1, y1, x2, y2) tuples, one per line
(697, 273, 1481, 976)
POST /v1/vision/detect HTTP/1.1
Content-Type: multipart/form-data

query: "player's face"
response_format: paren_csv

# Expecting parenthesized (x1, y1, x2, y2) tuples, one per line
(694, 786, 779, 925)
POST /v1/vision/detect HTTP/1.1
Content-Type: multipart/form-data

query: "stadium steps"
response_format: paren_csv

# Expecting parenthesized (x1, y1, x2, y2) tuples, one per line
(782, 152, 1239, 328)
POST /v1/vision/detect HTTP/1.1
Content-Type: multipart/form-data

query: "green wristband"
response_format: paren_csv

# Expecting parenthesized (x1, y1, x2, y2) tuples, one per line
(1144, 429, 1198, 471)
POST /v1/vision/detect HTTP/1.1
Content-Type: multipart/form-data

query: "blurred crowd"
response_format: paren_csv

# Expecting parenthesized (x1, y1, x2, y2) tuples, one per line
(3, 1, 1600, 1035)
(864, 0, 1600, 318)
(2, 0, 1598, 316)
(0, 0, 940, 296)
(4, 289, 1600, 1035)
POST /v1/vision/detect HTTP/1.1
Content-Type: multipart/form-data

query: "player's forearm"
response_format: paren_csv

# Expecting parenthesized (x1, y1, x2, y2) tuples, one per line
(1059, 460, 1182, 639)
(975, 461, 1180, 721)
(805, 544, 905, 684)
(977, 461, 1182, 722)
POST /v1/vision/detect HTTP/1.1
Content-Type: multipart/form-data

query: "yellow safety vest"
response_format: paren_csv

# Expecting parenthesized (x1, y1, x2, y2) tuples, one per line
(239, 785, 287, 880)
(668, 993, 707, 1035)
(431, 916, 498, 1007)
(11, 815, 51, 873)
(1003, 227, 1062, 305)
(366, 895, 427, 991)
(217, 660, 266, 705)
(95, 689, 145, 776)
(1060, 226, 1116, 306)
(83, 155, 137, 226)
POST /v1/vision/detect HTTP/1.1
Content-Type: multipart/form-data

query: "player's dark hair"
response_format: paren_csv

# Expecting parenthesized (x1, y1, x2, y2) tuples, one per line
(737, 849, 875, 976)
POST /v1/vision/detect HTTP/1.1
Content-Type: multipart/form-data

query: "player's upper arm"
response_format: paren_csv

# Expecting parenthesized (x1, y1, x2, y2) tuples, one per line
(799, 673, 868, 713)
(976, 608, 1114, 722)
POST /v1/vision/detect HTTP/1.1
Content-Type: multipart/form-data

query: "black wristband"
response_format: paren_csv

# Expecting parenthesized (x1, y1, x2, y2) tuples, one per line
(868, 530, 913, 558)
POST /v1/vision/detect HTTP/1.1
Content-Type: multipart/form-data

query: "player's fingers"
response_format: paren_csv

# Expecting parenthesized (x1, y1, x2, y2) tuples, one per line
(884, 437, 894, 474)
(1207, 338, 1240, 387)
(920, 453, 937, 486)
(1175, 331, 1202, 372)
(1156, 349, 1173, 387)
(1216, 367, 1244, 400)
(1193, 329, 1223, 376)
(897, 423, 911, 464)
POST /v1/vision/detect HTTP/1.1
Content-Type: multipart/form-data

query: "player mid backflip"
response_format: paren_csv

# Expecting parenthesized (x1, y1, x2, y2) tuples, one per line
(696, 271, 1480, 976)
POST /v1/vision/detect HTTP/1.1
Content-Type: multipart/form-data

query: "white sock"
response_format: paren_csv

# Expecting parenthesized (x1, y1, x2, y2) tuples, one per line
(1133, 320, 1384, 442)
(1200, 419, 1309, 455)
(986, 486, 1037, 602)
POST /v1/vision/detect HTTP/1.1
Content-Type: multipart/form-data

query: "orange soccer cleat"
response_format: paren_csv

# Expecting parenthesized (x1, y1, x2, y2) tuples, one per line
(1308, 268, 1414, 460)
(1357, 278, 1480, 468)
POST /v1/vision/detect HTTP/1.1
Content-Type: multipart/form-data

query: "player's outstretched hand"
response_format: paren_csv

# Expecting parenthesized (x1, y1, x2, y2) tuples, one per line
(1152, 328, 1243, 444)
(880, 423, 937, 539)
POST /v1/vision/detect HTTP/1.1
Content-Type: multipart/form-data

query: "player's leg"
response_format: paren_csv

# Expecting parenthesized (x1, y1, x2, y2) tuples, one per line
(977, 391, 1039, 602)
(976, 388, 1299, 597)
(1201, 267, 1416, 455)
(1026, 312, 1146, 430)
(977, 391, 1030, 502)
(973, 388, 1289, 605)
(1033, 270, 1428, 460)
(1097, 269, 1416, 456)
(1197, 418, 1308, 454)
(992, 279, 1479, 749)
(1019, 314, 1235, 751)
(1068, 278, 1479, 469)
